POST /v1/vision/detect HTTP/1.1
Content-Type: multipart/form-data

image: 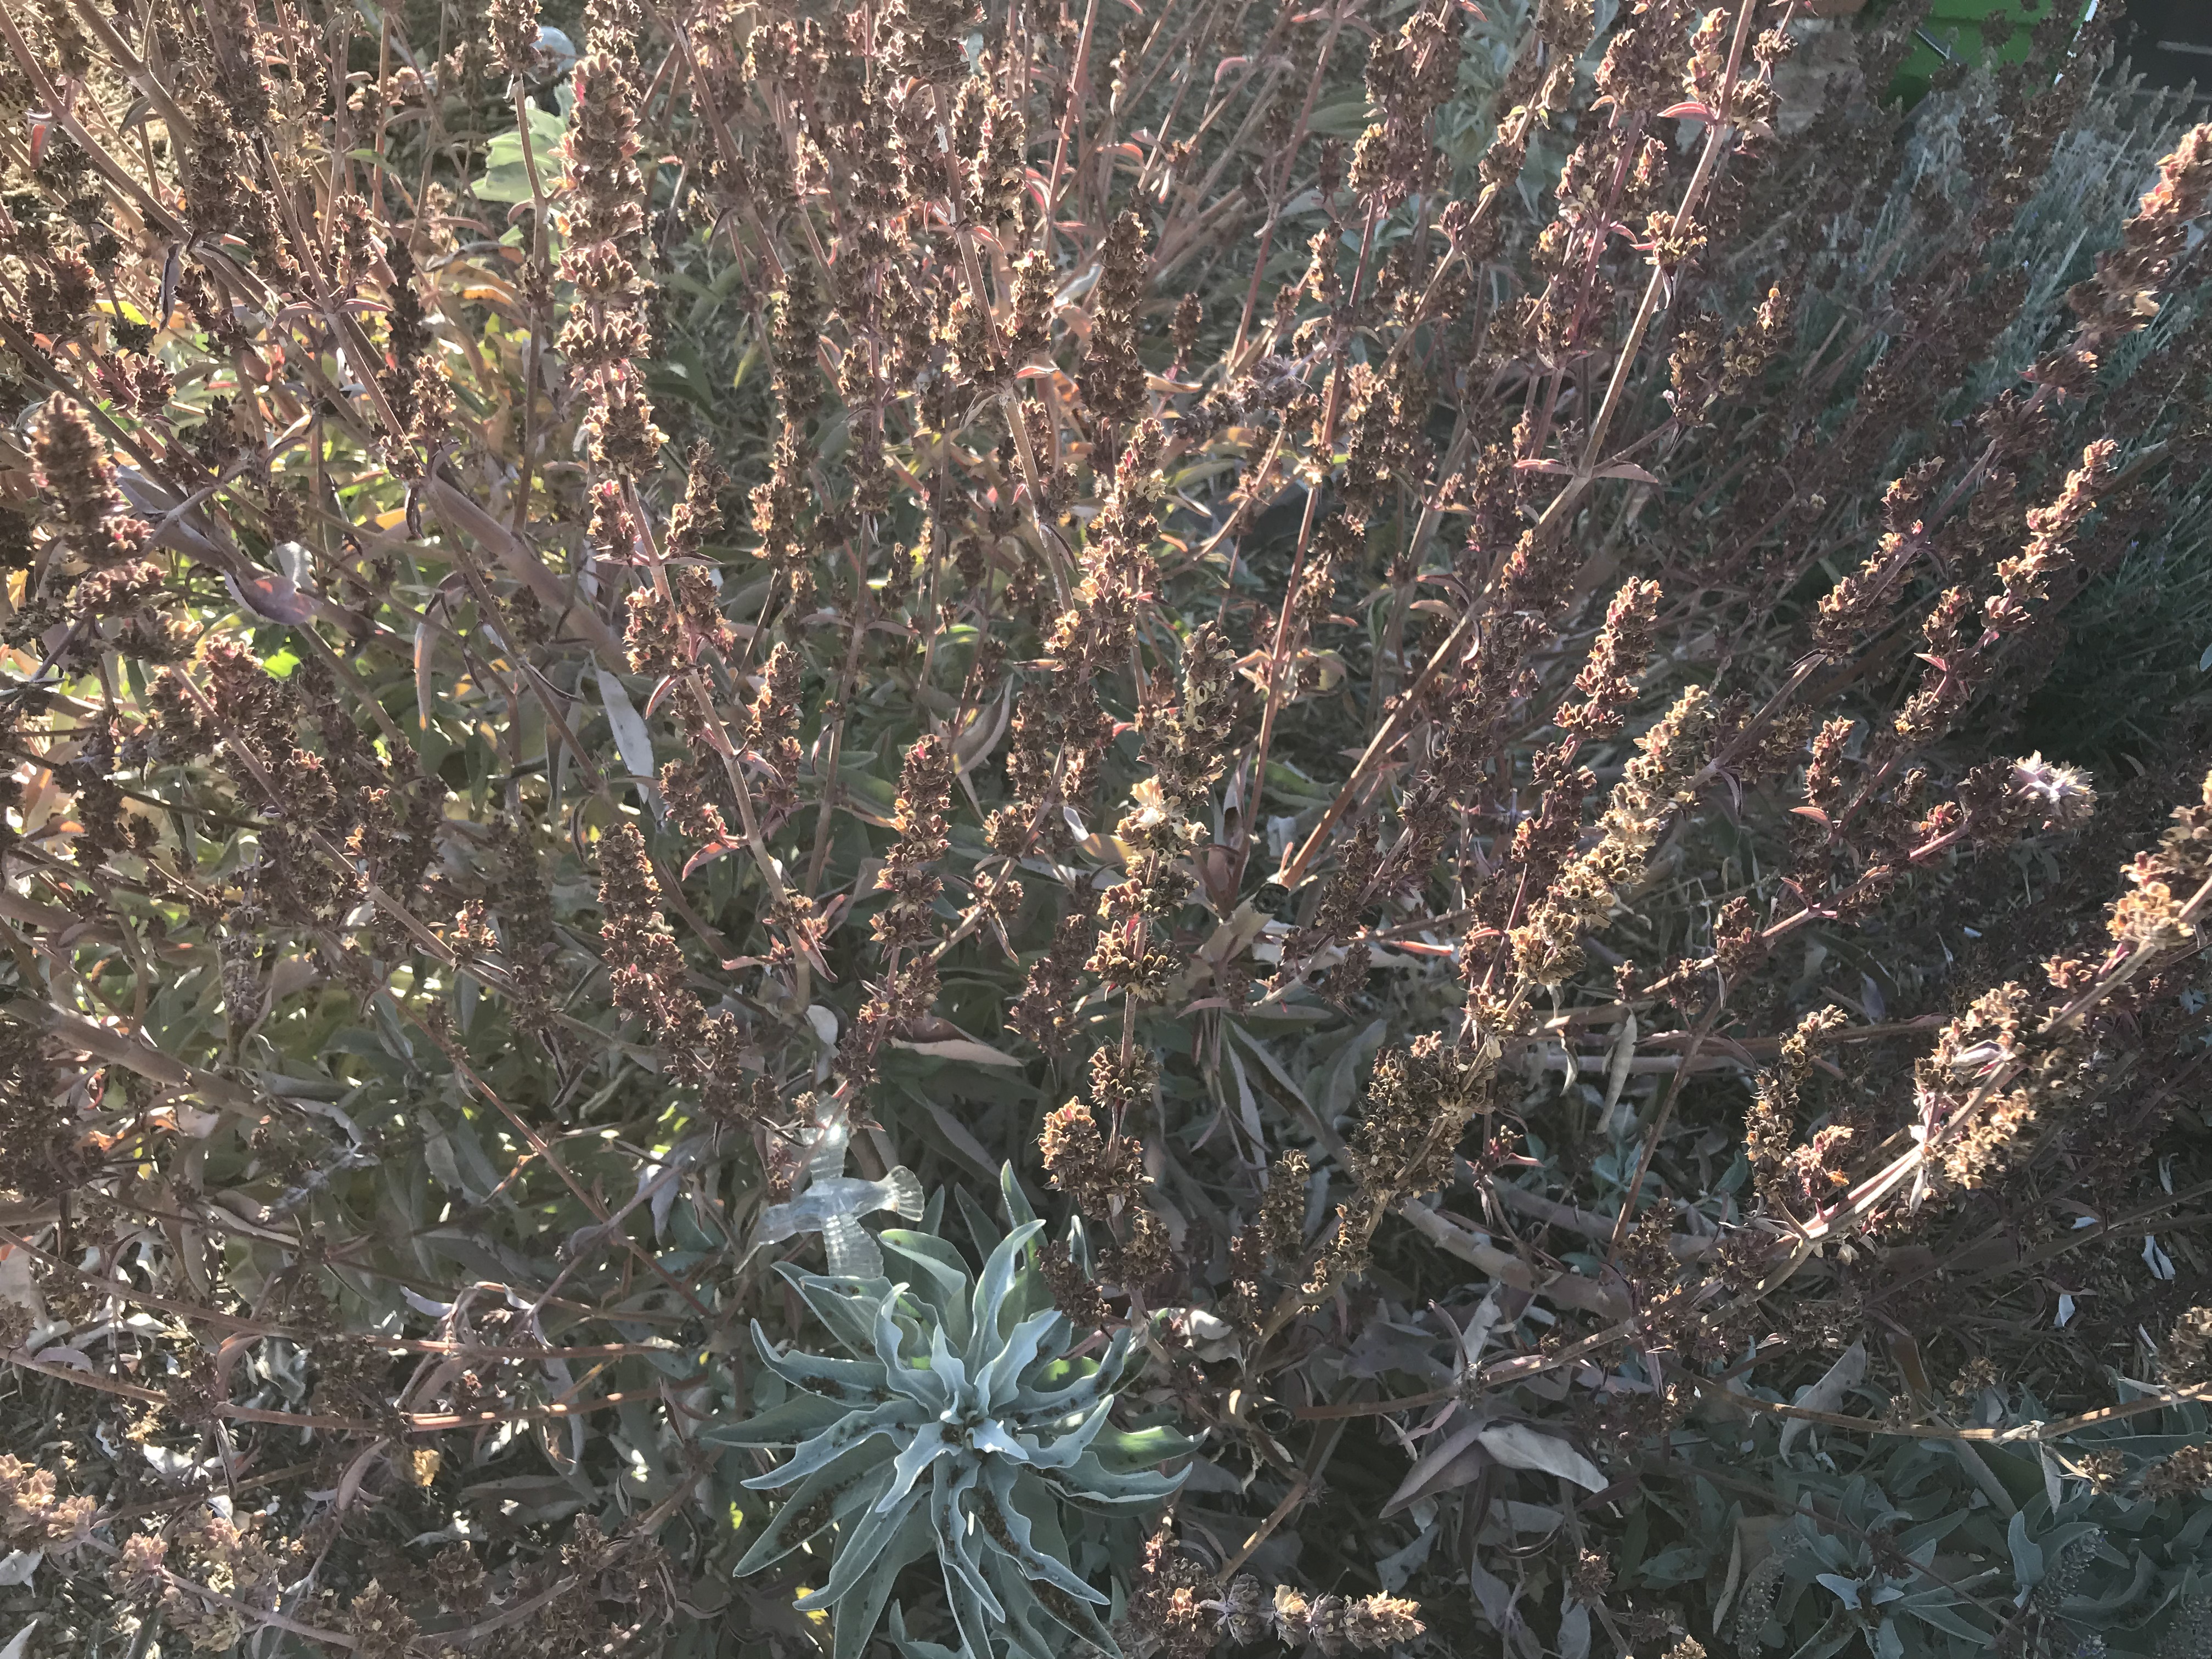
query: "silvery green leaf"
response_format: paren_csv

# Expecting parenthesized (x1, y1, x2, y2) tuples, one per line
(1000, 1472, 1122, 1652)
(2063, 1550, 2154, 1616)
(880, 1231, 978, 1351)
(1898, 1511, 1967, 1558)
(873, 1294, 946, 1410)
(775, 1263, 900, 1357)
(472, 103, 567, 203)
(978, 1460, 1107, 1605)
(887, 1605, 964, 1659)
(957, 1186, 1005, 1262)
(982, 1566, 1068, 1659)
(978, 1307, 1065, 1412)
(1016, 1329, 1131, 1415)
(744, 1398, 917, 1489)
(943, 1561, 997, 1659)
(1067, 1214, 1094, 1277)
(798, 1475, 935, 1611)
(1780, 1341, 1867, 1457)
(1000, 1161, 1039, 1230)
(1019, 1396, 1115, 1470)
(1012, 1354, 1093, 1409)
(967, 1420, 1029, 1463)
(1092, 1423, 1201, 1468)
(1894, 1594, 1993, 1642)
(926, 1321, 970, 1400)
(2007, 1510, 2044, 1594)
(1377, 1527, 1435, 1594)
(832, 1510, 935, 1659)
(1024, 1310, 1075, 1375)
(703, 1389, 853, 1448)
(1467, 1556, 1517, 1634)
(1815, 1573, 1863, 1611)
(733, 1454, 893, 1573)
(1476, 1423, 1608, 1492)
(1808, 1530, 1855, 1575)
(1052, 1449, 1189, 1506)
(2036, 1521, 2107, 1567)
(930, 1460, 1006, 1621)
(595, 667, 658, 798)
(968, 1220, 1045, 1366)
(878, 1422, 959, 1513)
(1558, 1597, 1590, 1659)
(748, 1320, 888, 1400)
(1000, 1260, 1057, 1330)
(1180, 1307, 1239, 1362)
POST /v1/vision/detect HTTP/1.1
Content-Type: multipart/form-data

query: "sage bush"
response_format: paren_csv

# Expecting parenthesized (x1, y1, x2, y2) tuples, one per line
(2, 0, 2211, 1655)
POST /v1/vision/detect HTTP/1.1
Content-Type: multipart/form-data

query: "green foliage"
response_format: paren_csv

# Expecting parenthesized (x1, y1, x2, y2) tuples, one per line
(709, 1168, 1188, 1659)
(1631, 1380, 2212, 1658)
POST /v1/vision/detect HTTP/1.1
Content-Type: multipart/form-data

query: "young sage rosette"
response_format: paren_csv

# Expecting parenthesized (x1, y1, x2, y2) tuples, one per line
(711, 1168, 1192, 1659)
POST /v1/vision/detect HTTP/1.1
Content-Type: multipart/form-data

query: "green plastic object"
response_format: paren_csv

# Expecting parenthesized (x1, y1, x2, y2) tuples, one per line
(1883, 0, 2096, 105)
